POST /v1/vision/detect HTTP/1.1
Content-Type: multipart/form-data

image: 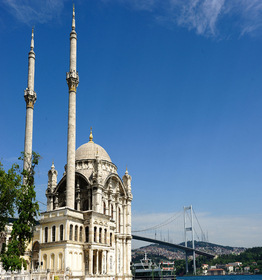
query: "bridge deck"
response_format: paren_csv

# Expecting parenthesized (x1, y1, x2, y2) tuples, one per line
(132, 234, 215, 258)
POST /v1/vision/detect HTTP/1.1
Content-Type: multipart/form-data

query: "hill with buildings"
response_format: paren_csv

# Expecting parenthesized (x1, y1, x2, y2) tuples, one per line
(132, 241, 246, 262)
(132, 243, 262, 275)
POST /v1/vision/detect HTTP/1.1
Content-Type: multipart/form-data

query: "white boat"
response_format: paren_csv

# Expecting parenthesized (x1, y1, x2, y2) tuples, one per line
(132, 253, 176, 280)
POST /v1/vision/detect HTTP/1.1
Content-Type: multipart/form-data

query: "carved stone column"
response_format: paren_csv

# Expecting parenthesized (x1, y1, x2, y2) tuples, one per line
(88, 249, 93, 275)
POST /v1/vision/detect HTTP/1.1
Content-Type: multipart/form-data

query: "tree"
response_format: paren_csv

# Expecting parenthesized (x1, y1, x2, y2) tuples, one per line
(0, 152, 40, 271)
(0, 162, 21, 233)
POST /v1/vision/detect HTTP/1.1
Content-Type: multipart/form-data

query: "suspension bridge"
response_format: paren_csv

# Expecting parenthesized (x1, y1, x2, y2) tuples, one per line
(131, 205, 215, 274)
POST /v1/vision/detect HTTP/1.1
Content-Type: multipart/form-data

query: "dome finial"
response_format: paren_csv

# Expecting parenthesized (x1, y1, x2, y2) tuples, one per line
(89, 127, 94, 143)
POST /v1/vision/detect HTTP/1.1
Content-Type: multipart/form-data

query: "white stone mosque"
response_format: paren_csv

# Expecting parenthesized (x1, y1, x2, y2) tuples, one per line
(1, 6, 133, 280)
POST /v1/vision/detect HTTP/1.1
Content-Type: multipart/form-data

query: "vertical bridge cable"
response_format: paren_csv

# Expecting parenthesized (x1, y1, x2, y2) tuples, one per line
(193, 208, 206, 241)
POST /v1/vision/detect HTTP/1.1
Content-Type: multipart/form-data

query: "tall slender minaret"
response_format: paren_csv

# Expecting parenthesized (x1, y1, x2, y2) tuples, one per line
(66, 5, 79, 209)
(23, 28, 37, 179)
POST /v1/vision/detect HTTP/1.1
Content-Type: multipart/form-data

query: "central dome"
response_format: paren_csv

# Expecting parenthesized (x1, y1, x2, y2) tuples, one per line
(75, 141, 111, 162)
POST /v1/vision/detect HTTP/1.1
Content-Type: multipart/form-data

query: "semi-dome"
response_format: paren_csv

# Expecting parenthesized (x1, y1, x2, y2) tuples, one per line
(75, 141, 111, 162)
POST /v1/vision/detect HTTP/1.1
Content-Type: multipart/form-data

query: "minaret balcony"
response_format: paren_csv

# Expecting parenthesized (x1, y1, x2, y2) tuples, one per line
(66, 70, 79, 80)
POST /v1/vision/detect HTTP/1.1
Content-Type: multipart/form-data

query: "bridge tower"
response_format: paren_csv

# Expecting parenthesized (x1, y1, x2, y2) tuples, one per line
(184, 205, 196, 275)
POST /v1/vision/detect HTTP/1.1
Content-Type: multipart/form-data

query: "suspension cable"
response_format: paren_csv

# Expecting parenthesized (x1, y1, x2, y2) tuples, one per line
(132, 208, 184, 233)
(193, 208, 206, 240)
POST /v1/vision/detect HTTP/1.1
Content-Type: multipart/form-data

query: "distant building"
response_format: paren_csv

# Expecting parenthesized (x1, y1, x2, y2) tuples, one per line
(207, 269, 225, 276)
(228, 262, 242, 266)
(244, 267, 250, 273)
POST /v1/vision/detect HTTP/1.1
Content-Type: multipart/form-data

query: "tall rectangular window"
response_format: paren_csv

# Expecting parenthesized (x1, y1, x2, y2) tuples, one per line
(69, 224, 73, 241)
(60, 224, 64, 241)
(85, 226, 89, 242)
(44, 227, 48, 243)
(52, 225, 56, 242)
(75, 225, 78, 241)
(99, 228, 102, 243)
(94, 227, 97, 242)
(79, 227, 83, 242)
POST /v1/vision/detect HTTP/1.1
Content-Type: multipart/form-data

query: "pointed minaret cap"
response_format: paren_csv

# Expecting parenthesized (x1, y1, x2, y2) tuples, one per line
(89, 127, 94, 143)
(125, 165, 129, 175)
(30, 27, 34, 50)
(72, 4, 75, 30)
(51, 160, 55, 170)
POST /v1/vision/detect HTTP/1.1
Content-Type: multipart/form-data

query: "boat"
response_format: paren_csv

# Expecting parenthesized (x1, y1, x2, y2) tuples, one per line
(132, 253, 176, 280)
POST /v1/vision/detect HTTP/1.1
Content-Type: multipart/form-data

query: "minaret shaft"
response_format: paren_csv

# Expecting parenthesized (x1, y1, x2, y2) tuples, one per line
(70, 32, 77, 71)
(23, 30, 37, 177)
(66, 6, 79, 209)
(66, 90, 76, 208)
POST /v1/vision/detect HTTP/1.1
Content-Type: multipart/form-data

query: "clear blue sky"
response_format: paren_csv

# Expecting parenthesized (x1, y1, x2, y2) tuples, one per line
(1, 0, 262, 248)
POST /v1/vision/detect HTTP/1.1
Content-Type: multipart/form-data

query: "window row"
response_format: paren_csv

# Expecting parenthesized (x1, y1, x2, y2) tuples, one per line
(42, 252, 64, 271)
(44, 225, 113, 246)
(44, 224, 64, 243)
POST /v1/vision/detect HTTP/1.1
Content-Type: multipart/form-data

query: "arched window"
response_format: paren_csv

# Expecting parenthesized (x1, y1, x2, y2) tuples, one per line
(85, 226, 89, 242)
(44, 227, 48, 243)
(51, 253, 55, 270)
(60, 224, 64, 241)
(99, 228, 102, 243)
(103, 202, 106, 215)
(79, 226, 83, 242)
(94, 227, 97, 242)
(104, 229, 107, 244)
(69, 224, 73, 241)
(52, 225, 56, 242)
(58, 253, 63, 270)
(75, 225, 78, 241)
(110, 232, 112, 246)
(118, 207, 121, 233)
(111, 204, 113, 219)
(43, 254, 47, 270)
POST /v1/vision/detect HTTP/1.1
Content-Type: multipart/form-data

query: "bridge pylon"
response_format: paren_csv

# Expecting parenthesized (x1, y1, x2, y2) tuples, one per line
(184, 205, 196, 275)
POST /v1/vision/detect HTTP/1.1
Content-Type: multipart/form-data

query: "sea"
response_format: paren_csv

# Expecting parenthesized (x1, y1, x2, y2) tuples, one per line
(177, 276, 262, 280)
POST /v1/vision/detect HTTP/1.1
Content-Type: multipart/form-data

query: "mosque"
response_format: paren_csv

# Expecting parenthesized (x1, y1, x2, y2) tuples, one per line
(1, 6, 133, 280)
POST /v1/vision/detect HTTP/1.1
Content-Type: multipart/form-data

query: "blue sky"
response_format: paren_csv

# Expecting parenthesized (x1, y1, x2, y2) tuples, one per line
(1, 0, 262, 248)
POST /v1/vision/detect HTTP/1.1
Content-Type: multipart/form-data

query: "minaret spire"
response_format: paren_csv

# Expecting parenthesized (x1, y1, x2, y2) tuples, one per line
(23, 27, 37, 181)
(72, 4, 75, 30)
(66, 5, 79, 209)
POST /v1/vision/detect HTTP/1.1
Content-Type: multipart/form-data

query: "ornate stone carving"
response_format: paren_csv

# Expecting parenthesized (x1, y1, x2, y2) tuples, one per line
(66, 70, 79, 91)
(24, 88, 37, 108)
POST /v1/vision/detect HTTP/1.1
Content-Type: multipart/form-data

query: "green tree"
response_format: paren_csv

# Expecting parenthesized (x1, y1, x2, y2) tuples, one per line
(0, 152, 40, 271)
(0, 162, 21, 233)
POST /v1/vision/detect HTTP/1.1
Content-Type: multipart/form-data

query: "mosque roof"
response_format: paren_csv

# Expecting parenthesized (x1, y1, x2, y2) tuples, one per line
(75, 141, 111, 162)
(75, 129, 111, 162)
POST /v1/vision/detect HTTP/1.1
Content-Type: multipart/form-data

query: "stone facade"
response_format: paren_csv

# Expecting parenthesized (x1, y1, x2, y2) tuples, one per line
(35, 7, 133, 280)
(1, 6, 132, 280)
(40, 140, 133, 280)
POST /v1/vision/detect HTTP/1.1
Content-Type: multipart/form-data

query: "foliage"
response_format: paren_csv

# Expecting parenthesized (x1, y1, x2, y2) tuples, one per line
(198, 247, 262, 274)
(0, 152, 40, 272)
(0, 162, 21, 233)
(133, 245, 262, 275)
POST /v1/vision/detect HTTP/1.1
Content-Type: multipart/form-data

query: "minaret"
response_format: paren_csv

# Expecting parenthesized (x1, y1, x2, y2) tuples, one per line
(23, 28, 37, 179)
(66, 5, 79, 209)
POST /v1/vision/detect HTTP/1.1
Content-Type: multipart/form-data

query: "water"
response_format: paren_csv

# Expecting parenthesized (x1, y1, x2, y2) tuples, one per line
(177, 276, 262, 280)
